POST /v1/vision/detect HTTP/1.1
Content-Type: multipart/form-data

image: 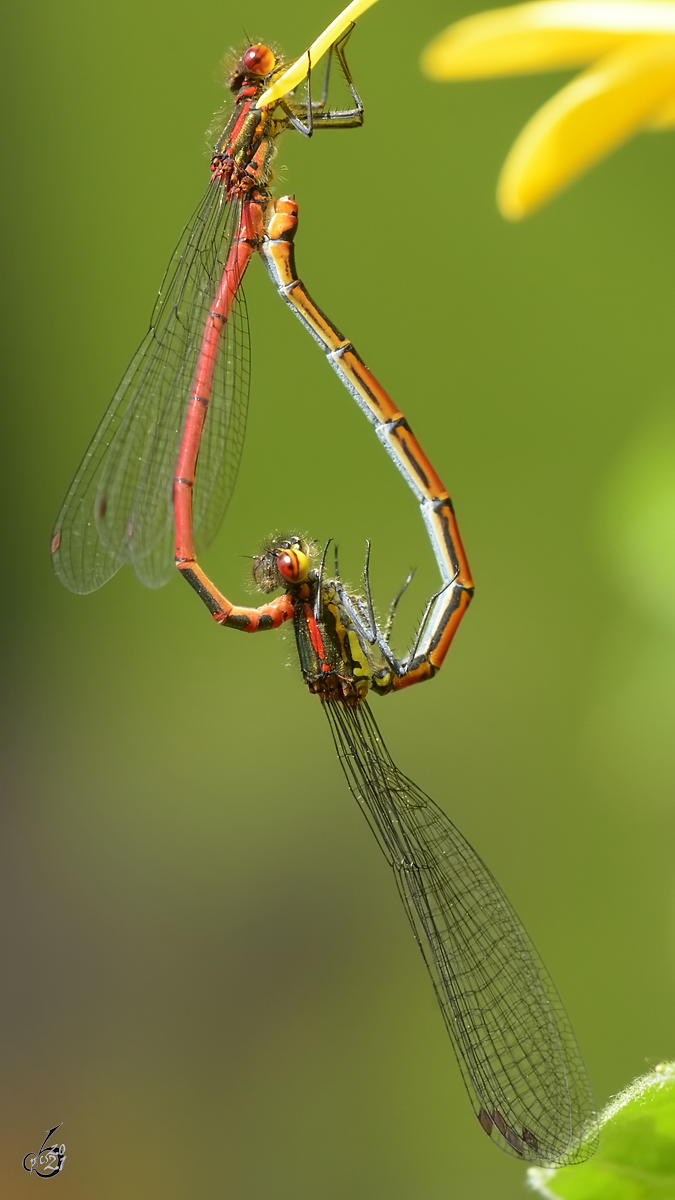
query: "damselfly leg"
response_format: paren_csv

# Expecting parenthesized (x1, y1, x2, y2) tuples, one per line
(280, 28, 364, 136)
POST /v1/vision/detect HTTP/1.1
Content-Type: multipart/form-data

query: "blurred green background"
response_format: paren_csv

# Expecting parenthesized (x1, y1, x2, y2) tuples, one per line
(2, 0, 675, 1195)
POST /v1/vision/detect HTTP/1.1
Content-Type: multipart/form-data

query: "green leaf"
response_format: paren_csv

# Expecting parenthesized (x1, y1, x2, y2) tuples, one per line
(528, 1063, 675, 1200)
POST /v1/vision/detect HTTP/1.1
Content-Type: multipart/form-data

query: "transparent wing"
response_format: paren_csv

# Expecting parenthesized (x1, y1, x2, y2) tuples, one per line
(324, 699, 598, 1167)
(51, 183, 250, 593)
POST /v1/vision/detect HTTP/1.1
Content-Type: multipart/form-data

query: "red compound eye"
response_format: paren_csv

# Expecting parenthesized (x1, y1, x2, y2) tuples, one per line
(277, 548, 309, 584)
(242, 44, 275, 76)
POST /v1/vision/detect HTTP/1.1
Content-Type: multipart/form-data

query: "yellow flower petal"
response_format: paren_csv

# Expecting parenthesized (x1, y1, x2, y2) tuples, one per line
(647, 93, 675, 123)
(497, 37, 675, 217)
(257, 0, 378, 109)
(421, 0, 675, 79)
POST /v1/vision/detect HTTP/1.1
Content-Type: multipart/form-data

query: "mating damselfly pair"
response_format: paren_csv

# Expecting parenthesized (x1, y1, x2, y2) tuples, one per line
(51, 0, 598, 1168)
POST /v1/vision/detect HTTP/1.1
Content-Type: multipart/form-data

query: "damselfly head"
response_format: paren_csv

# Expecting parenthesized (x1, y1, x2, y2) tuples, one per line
(252, 535, 311, 594)
(227, 43, 278, 91)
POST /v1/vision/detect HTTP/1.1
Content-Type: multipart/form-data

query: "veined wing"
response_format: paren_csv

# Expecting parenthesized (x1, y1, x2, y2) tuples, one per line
(51, 183, 251, 593)
(323, 699, 598, 1167)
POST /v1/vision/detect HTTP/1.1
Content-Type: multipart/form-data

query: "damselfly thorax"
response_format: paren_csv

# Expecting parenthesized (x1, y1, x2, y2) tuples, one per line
(211, 47, 286, 198)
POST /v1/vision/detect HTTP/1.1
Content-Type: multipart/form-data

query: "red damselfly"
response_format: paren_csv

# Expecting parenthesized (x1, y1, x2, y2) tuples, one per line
(50, 0, 376, 592)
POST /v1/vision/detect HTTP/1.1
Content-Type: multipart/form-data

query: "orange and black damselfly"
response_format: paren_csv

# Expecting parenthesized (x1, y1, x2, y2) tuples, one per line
(191, 531, 598, 1167)
(51, 0, 376, 592)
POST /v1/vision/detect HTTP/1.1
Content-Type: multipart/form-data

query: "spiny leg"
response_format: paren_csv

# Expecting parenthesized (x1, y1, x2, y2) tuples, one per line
(407, 577, 456, 666)
(313, 538, 333, 623)
(328, 27, 364, 124)
(359, 542, 422, 651)
(279, 28, 364, 135)
(384, 568, 416, 645)
(360, 540, 379, 640)
(300, 32, 338, 123)
(309, 37, 333, 111)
